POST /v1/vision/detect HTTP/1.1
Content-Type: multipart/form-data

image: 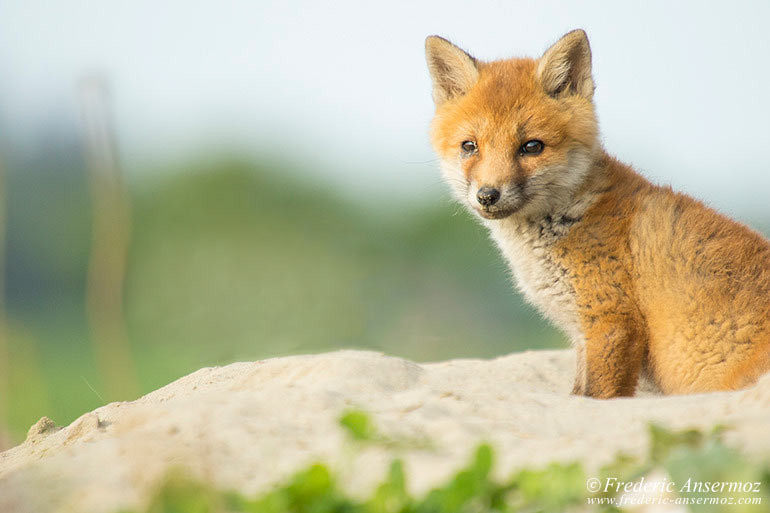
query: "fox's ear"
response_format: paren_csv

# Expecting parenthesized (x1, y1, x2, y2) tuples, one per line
(425, 36, 479, 107)
(537, 29, 594, 99)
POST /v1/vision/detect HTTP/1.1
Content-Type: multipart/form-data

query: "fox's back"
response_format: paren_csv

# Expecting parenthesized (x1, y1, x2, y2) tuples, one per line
(629, 182, 770, 392)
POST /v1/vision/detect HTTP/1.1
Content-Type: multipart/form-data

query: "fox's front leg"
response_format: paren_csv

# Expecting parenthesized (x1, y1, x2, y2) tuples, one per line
(581, 322, 644, 398)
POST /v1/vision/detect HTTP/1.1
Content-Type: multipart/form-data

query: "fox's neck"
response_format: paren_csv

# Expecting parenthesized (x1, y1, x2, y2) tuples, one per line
(486, 149, 610, 237)
(480, 151, 612, 342)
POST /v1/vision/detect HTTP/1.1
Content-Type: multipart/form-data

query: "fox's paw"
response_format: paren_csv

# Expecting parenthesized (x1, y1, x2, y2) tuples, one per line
(571, 380, 586, 396)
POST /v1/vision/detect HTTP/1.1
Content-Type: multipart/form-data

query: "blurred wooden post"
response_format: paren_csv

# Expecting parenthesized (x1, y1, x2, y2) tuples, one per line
(79, 76, 138, 401)
(0, 155, 8, 442)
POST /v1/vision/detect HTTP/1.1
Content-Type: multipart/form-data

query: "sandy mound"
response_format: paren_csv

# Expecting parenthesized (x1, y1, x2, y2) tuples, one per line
(1, 349, 769, 513)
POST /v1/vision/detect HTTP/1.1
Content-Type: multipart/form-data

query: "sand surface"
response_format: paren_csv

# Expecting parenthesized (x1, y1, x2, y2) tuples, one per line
(1, 349, 769, 513)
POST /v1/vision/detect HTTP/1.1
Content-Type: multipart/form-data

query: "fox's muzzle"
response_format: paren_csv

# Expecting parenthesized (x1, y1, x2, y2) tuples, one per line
(476, 186, 501, 206)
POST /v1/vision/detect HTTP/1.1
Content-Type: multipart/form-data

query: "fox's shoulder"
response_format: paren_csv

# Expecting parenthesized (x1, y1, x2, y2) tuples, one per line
(559, 153, 770, 295)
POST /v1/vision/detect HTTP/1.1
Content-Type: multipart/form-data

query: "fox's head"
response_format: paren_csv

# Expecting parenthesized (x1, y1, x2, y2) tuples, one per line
(426, 30, 600, 220)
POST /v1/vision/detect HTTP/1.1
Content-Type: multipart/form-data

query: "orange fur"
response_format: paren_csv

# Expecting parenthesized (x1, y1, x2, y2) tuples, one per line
(425, 30, 770, 398)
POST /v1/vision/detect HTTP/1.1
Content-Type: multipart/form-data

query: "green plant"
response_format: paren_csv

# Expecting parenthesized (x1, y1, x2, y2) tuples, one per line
(120, 413, 769, 513)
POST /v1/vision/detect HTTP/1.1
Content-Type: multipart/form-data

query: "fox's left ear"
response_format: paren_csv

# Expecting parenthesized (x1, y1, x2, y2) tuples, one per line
(537, 29, 594, 99)
(425, 36, 479, 107)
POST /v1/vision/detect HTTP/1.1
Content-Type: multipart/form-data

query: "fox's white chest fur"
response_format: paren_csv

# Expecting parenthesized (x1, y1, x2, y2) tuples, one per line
(485, 216, 583, 343)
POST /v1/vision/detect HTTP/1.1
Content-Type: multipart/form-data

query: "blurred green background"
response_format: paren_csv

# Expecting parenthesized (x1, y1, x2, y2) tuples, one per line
(0, 145, 566, 445)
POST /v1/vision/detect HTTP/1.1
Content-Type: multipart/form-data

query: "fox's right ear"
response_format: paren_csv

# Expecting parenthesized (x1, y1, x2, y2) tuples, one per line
(425, 36, 479, 107)
(537, 29, 594, 99)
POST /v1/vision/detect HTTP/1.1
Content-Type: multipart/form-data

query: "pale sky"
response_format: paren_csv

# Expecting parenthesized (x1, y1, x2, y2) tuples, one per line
(1, 0, 769, 216)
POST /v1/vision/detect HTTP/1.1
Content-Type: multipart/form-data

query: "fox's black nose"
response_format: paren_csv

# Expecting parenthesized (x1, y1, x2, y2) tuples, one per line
(476, 187, 501, 207)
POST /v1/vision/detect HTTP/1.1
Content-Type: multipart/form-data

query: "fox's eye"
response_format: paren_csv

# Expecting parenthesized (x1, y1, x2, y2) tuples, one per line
(521, 140, 544, 155)
(461, 140, 477, 155)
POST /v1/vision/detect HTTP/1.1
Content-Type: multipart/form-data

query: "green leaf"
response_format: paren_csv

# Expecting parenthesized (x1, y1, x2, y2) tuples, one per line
(366, 460, 413, 513)
(339, 410, 378, 442)
(145, 473, 220, 513)
(511, 462, 586, 513)
(648, 423, 704, 464)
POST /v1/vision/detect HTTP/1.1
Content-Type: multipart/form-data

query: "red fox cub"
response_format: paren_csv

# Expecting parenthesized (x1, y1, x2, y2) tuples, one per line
(425, 30, 770, 398)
